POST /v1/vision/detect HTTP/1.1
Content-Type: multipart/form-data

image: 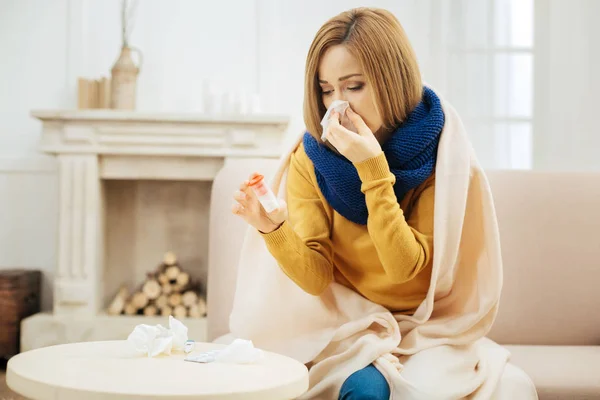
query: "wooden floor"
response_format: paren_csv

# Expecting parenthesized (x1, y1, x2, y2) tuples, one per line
(0, 359, 26, 400)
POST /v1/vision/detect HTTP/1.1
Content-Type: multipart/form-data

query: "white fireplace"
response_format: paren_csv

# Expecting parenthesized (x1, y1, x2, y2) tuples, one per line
(21, 109, 288, 351)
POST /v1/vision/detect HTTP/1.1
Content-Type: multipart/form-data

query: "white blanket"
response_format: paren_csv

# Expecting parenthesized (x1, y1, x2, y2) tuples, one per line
(224, 97, 537, 399)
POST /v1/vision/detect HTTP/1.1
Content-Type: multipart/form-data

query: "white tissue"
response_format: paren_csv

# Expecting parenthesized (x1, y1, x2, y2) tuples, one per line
(168, 316, 189, 350)
(215, 339, 264, 363)
(127, 316, 189, 357)
(320, 100, 358, 142)
(184, 339, 264, 364)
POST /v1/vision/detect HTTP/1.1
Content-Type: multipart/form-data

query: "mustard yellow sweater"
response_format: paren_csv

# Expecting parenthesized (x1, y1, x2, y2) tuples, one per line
(261, 143, 434, 313)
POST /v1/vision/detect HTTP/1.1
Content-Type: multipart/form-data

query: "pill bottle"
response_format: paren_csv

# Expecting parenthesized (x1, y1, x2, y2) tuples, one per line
(248, 173, 279, 213)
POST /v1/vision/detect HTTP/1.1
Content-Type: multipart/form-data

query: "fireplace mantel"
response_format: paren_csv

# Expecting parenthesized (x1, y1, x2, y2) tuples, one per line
(33, 109, 288, 180)
(21, 109, 288, 350)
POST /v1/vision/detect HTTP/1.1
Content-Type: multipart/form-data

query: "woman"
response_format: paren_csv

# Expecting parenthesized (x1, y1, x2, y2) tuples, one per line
(231, 7, 533, 400)
(233, 7, 437, 399)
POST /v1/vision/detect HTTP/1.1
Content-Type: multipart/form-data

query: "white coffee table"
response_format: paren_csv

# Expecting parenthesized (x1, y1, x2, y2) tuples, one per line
(7, 340, 309, 399)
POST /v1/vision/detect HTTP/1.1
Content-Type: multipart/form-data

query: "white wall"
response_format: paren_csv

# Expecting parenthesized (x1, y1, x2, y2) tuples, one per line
(0, 0, 68, 310)
(533, 0, 600, 171)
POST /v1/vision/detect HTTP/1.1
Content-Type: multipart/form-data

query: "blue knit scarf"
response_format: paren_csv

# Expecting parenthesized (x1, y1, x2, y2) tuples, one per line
(303, 86, 444, 225)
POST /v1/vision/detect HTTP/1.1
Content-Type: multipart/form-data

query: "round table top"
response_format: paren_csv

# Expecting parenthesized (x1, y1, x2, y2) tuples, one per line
(7, 340, 309, 400)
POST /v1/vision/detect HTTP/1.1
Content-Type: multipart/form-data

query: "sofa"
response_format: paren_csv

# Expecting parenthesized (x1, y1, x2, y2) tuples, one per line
(207, 157, 600, 399)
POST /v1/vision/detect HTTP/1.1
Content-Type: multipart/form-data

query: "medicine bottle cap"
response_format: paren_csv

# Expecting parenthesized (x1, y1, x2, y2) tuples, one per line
(248, 174, 264, 186)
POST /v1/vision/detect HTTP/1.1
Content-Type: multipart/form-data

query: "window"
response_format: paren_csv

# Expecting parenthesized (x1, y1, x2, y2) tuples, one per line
(444, 0, 534, 169)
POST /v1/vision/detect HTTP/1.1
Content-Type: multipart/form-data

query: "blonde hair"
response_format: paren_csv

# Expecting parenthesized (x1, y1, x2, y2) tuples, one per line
(303, 8, 423, 140)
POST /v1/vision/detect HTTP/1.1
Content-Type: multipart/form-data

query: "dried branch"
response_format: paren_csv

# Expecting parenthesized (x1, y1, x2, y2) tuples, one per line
(121, 0, 140, 47)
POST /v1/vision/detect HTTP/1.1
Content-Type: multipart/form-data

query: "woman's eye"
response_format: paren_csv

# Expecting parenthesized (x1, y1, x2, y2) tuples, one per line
(322, 89, 333, 96)
(347, 85, 364, 91)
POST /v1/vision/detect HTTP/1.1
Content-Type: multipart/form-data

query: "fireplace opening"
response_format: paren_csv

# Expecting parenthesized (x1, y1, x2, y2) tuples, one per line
(103, 179, 211, 317)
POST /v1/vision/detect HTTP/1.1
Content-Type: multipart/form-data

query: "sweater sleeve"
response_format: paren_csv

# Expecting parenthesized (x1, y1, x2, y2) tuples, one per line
(259, 147, 334, 295)
(354, 152, 434, 284)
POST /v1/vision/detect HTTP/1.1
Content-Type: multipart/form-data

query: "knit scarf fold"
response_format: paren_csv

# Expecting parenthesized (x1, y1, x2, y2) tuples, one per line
(303, 86, 445, 225)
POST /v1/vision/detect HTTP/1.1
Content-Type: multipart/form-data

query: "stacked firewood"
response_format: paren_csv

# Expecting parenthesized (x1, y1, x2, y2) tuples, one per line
(107, 251, 207, 319)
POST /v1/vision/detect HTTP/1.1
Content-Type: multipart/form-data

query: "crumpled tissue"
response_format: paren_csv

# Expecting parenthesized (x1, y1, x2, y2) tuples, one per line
(185, 339, 264, 364)
(127, 315, 188, 357)
(320, 100, 358, 142)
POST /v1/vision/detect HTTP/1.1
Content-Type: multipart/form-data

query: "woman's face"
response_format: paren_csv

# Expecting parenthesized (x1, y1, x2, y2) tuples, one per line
(318, 45, 383, 134)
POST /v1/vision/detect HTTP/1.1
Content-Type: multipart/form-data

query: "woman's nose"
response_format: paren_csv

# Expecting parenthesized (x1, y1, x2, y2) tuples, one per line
(332, 91, 346, 102)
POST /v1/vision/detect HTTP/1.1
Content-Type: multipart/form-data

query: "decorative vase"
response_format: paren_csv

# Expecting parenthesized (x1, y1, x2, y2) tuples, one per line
(110, 46, 142, 110)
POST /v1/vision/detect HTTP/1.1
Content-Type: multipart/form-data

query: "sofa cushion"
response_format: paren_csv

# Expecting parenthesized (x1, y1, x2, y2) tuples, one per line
(504, 345, 600, 399)
(486, 171, 600, 346)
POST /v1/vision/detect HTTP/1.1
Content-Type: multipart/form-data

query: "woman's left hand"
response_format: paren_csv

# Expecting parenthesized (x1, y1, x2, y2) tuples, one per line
(326, 107, 382, 164)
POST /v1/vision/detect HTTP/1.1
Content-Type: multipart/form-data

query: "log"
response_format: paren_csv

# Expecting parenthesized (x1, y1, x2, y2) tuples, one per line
(158, 273, 169, 285)
(124, 302, 137, 316)
(188, 304, 201, 318)
(172, 283, 187, 293)
(176, 272, 190, 287)
(165, 265, 181, 281)
(198, 297, 206, 315)
(182, 291, 198, 308)
(171, 283, 190, 294)
(173, 304, 187, 319)
(143, 305, 158, 316)
(160, 305, 173, 317)
(161, 284, 173, 295)
(131, 292, 149, 309)
(155, 294, 168, 309)
(107, 285, 129, 315)
(142, 279, 161, 300)
(189, 297, 207, 318)
(168, 292, 182, 307)
(197, 296, 207, 315)
(163, 251, 177, 266)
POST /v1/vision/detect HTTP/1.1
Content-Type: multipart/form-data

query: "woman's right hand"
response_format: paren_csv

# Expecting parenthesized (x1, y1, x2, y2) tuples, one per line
(232, 176, 287, 234)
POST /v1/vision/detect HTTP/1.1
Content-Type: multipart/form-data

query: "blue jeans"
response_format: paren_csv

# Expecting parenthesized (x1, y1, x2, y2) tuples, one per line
(339, 364, 391, 400)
